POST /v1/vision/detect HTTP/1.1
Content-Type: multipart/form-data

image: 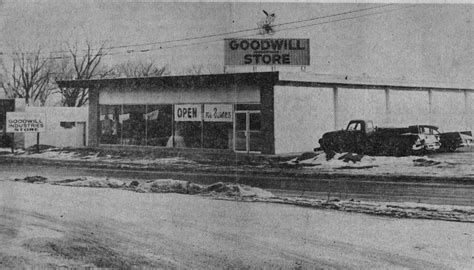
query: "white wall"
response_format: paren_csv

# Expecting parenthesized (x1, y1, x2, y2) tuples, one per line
(389, 90, 430, 127)
(99, 84, 260, 104)
(431, 90, 471, 132)
(24, 107, 88, 148)
(274, 85, 472, 154)
(337, 88, 387, 128)
(274, 86, 334, 154)
(467, 91, 474, 132)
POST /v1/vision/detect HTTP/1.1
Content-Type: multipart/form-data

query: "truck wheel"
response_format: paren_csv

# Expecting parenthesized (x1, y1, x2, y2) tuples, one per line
(448, 145, 457, 152)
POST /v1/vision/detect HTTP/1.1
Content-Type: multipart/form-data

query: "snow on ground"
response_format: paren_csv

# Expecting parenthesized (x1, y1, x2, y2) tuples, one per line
(47, 177, 275, 199)
(12, 176, 474, 222)
(6, 148, 196, 165)
(0, 180, 472, 269)
(286, 151, 474, 177)
(3, 147, 473, 178)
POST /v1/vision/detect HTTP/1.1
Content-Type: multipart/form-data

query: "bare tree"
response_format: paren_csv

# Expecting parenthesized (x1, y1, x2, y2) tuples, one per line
(183, 63, 222, 75)
(0, 48, 55, 106)
(55, 41, 112, 107)
(111, 60, 169, 78)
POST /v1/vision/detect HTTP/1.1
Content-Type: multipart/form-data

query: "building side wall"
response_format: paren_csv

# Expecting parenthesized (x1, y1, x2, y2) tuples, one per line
(388, 90, 431, 127)
(467, 91, 474, 132)
(99, 84, 260, 105)
(24, 106, 88, 148)
(337, 88, 387, 128)
(274, 86, 334, 154)
(430, 90, 470, 132)
(274, 84, 472, 154)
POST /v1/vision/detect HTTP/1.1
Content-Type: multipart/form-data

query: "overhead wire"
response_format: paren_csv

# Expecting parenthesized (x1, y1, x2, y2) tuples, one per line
(102, 4, 415, 57)
(22, 3, 401, 60)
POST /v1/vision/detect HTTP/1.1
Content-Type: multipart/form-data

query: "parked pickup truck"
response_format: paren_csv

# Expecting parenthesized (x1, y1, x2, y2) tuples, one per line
(317, 120, 442, 156)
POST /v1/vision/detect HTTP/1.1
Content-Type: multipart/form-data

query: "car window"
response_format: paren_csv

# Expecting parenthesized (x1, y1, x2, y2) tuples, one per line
(347, 122, 361, 131)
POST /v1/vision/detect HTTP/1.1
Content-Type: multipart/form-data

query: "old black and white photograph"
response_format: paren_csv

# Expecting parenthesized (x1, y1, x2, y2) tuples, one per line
(0, 0, 473, 268)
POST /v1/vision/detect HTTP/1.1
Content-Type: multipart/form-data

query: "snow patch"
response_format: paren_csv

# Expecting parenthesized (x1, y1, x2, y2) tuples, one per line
(11, 176, 472, 222)
(285, 151, 474, 177)
(52, 177, 125, 188)
(10, 148, 196, 165)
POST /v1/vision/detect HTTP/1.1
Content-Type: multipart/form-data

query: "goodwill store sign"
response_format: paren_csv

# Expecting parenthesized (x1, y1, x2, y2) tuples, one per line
(6, 112, 46, 133)
(174, 104, 233, 122)
(224, 38, 310, 66)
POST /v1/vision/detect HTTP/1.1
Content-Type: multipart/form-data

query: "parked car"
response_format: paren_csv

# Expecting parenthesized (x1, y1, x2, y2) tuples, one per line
(439, 131, 473, 152)
(406, 125, 441, 153)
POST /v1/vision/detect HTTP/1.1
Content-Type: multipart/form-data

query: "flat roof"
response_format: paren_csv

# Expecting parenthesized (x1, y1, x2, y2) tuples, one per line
(56, 71, 474, 91)
(278, 72, 473, 91)
(56, 72, 279, 89)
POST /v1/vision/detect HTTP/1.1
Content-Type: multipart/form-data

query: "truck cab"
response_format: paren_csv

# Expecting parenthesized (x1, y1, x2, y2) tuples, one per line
(346, 120, 375, 135)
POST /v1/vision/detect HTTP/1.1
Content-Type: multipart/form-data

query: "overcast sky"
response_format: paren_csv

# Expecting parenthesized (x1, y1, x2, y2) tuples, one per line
(0, 1, 473, 85)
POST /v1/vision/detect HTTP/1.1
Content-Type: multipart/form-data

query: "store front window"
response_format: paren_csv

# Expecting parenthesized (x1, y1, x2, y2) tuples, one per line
(122, 105, 146, 145)
(146, 105, 172, 147)
(99, 105, 121, 144)
(99, 103, 260, 152)
(203, 122, 233, 149)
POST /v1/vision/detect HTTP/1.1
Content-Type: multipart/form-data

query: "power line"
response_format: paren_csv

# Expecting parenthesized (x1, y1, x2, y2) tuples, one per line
(104, 4, 415, 57)
(25, 4, 397, 59)
(106, 3, 395, 52)
(15, 4, 413, 61)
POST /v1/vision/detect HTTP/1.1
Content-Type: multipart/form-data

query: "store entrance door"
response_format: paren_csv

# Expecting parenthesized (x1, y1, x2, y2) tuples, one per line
(234, 111, 261, 153)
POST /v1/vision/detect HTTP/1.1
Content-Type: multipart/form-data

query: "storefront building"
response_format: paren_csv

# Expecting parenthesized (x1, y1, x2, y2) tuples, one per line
(57, 71, 473, 155)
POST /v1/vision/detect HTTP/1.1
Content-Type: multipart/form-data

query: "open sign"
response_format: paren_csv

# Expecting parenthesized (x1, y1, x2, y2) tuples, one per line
(174, 104, 202, 121)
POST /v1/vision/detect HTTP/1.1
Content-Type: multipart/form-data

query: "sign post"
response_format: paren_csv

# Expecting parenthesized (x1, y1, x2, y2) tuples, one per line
(6, 112, 46, 153)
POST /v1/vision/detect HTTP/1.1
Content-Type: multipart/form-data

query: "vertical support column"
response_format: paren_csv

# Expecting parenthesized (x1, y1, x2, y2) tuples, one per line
(260, 82, 275, 154)
(171, 104, 175, 148)
(145, 104, 148, 146)
(428, 89, 433, 124)
(464, 90, 469, 130)
(200, 104, 204, 149)
(88, 86, 100, 147)
(333, 87, 338, 129)
(385, 87, 391, 125)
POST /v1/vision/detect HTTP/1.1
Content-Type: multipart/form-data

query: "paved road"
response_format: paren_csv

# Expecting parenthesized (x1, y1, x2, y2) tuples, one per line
(2, 181, 471, 269)
(1, 163, 473, 206)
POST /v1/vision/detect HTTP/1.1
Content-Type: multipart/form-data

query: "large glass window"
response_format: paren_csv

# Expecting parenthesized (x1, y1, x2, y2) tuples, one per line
(203, 122, 233, 150)
(98, 103, 260, 152)
(121, 105, 147, 145)
(100, 105, 121, 144)
(175, 122, 202, 148)
(146, 105, 172, 146)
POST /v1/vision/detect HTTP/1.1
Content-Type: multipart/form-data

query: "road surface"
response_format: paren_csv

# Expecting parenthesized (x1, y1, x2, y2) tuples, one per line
(0, 163, 473, 206)
(0, 180, 472, 269)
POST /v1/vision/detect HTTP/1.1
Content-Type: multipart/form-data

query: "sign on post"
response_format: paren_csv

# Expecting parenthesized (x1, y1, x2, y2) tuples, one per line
(6, 112, 46, 133)
(224, 38, 310, 66)
(174, 104, 202, 121)
(204, 104, 233, 122)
